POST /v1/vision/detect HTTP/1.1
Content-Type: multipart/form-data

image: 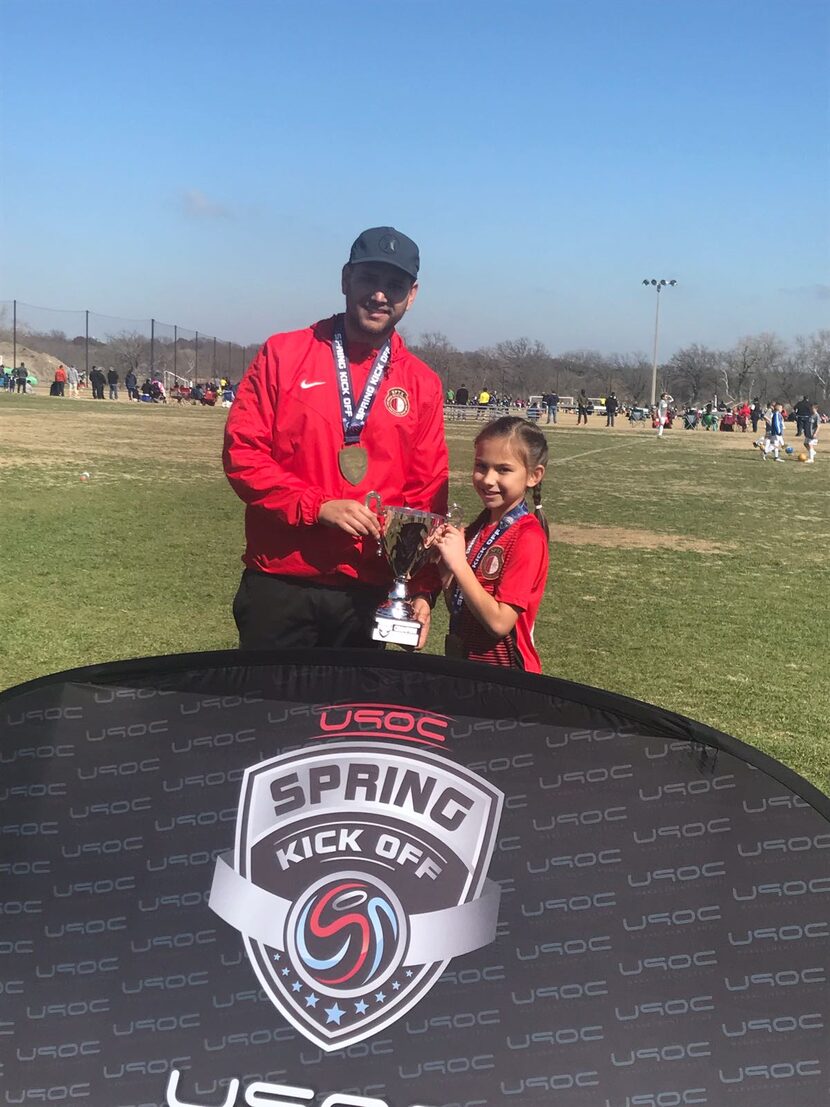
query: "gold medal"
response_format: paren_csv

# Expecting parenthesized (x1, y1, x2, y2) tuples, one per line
(338, 445, 369, 485)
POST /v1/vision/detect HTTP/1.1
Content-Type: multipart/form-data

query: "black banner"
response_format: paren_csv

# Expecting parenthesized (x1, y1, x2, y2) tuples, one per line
(1, 650, 828, 1107)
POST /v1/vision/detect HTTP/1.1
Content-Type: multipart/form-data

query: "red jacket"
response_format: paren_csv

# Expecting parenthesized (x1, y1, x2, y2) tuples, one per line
(223, 317, 448, 590)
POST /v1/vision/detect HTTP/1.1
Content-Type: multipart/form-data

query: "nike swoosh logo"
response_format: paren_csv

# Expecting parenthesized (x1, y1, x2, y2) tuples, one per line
(300, 380, 325, 390)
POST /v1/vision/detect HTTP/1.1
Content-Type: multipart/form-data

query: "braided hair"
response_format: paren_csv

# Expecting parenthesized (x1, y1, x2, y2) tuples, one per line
(474, 416, 550, 541)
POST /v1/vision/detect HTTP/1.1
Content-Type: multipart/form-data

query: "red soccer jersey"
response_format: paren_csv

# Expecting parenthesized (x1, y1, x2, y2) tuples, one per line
(222, 317, 448, 589)
(455, 512, 549, 673)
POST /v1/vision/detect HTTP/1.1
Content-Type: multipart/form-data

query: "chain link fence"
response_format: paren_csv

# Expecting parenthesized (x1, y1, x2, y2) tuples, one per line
(0, 300, 259, 390)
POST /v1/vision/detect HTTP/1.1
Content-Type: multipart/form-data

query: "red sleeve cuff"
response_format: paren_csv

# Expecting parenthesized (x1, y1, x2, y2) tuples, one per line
(300, 486, 326, 525)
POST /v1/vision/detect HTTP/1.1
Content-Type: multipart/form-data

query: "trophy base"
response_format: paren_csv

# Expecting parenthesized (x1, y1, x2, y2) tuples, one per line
(371, 616, 421, 648)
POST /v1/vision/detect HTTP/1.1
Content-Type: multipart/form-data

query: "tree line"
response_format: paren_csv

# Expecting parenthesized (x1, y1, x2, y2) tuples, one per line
(4, 319, 829, 406)
(407, 330, 830, 405)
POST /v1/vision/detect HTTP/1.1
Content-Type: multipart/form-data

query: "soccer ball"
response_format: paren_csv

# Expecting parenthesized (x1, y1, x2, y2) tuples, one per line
(752, 440, 761, 449)
(798, 453, 808, 462)
(785, 446, 794, 455)
(80, 471, 90, 482)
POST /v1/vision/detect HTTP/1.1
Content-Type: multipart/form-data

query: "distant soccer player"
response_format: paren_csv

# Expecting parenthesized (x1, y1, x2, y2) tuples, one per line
(656, 392, 673, 437)
(804, 403, 820, 464)
(760, 402, 785, 461)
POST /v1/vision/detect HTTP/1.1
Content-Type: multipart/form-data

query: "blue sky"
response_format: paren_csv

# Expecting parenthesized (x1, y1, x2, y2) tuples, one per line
(1, 0, 828, 357)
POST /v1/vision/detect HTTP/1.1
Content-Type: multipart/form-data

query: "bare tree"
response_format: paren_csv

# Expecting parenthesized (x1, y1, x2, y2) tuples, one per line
(611, 354, 652, 404)
(795, 330, 830, 401)
(410, 332, 460, 391)
(726, 340, 761, 400)
(769, 355, 802, 404)
(492, 338, 554, 397)
(726, 332, 787, 401)
(106, 330, 151, 377)
(553, 349, 614, 398)
(668, 344, 722, 403)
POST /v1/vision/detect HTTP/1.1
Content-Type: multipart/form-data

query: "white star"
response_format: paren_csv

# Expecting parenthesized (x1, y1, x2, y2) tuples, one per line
(281, 967, 290, 976)
(354, 999, 369, 1014)
(405, 970, 413, 977)
(305, 993, 319, 1008)
(392, 980, 401, 990)
(325, 1003, 346, 1025)
(291, 981, 302, 992)
(374, 990, 386, 1004)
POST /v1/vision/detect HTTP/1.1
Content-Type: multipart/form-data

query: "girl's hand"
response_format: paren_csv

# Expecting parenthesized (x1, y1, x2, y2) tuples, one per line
(435, 524, 467, 574)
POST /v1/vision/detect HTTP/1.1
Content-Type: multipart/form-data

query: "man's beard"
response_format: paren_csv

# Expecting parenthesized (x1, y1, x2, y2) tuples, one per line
(345, 302, 396, 343)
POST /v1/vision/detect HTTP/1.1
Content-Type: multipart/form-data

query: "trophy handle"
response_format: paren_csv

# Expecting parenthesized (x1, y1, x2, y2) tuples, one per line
(364, 491, 385, 558)
(365, 490, 383, 515)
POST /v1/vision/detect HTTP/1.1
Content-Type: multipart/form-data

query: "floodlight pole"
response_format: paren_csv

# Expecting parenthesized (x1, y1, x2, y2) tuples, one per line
(643, 278, 677, 406)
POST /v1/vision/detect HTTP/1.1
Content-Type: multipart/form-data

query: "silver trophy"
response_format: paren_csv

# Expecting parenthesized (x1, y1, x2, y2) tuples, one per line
(365, 491, 446, 647)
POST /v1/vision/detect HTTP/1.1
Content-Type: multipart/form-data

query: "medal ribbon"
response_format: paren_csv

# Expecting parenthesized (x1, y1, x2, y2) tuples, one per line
(450, 502, 528, 621)
(332, 317, 391, 446)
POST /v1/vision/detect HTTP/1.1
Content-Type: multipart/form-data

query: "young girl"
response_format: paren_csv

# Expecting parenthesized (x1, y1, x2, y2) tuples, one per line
(434, 416, 550, 673)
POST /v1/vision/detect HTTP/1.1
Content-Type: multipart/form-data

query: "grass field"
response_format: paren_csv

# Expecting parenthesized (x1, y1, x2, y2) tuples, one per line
(1, 393, 827, 793)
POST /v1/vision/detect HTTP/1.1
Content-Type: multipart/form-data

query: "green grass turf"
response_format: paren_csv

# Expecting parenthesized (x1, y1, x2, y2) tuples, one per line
(1, 394, 827, 793)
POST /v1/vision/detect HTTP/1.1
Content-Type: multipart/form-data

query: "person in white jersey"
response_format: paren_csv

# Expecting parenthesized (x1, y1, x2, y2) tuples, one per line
(656, 392, 673, 437)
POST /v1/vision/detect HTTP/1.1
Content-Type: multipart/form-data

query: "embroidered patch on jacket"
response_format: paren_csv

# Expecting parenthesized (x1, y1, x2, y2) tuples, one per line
(480, 546, 504, 580)
(385, 388, 410, 417)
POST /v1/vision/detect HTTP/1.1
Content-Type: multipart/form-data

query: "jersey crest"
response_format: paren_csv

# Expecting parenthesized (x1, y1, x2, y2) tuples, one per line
(385, 388, 410, 417)
(480, 545, 505, 580)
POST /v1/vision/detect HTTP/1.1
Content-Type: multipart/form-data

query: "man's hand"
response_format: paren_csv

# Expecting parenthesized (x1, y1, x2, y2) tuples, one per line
(318, 499, 381, 539)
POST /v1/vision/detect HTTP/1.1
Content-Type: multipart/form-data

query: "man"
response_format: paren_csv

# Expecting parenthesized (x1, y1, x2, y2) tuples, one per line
(477, 386, 491, 418)
(576, 389, 590, 425)
(53, 364, 67, 397)
(15, 362, 28, 394)
(67, 365, 79, 397)
(750, 397, 763, 435)
(454, 383, 469, 421)
(546, 391, 559, 424)
(792, 395, 810, 439)
(223, 226, 448, 651)
(107, 367, 120, 400)
(605, 392, 618, 427)
(89, 365, 106, 399)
